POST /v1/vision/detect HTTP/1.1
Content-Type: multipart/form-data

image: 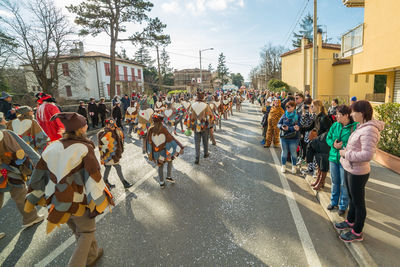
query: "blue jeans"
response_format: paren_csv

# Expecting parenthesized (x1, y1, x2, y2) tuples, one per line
(280, 138, 298, 165)
(329, 161, 349, 210)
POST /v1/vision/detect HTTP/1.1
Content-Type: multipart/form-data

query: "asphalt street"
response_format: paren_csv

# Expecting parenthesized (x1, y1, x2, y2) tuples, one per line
(0, 102, 356, 266)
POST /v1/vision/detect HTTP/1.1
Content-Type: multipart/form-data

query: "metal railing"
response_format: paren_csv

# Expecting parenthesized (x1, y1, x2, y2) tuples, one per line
(115, 74, 141, 82)
(341, 23, 364, 58)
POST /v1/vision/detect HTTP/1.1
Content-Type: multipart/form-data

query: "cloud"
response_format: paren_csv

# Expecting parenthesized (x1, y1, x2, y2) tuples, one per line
(161, 1, 182, 14)
(183, 0, 245, 14)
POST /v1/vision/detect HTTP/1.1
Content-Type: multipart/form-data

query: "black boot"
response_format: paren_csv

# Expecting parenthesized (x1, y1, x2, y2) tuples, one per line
(123, 180, 133, 189)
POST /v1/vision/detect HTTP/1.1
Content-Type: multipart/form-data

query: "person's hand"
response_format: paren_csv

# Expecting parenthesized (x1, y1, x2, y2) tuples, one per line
(282, 125, 289, 131)
(339, 149, 346, 158)
(334, 140, 343, 149)
(294, 125, 300, 131)
(10, 109, 16, 114)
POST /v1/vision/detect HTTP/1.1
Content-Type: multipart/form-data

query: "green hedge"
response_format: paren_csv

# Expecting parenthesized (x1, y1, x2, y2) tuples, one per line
(375, 103, 400, 157)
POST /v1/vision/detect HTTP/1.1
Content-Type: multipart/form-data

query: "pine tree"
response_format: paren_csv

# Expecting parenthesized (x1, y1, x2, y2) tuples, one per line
(67, 0, 165, 97)
(160, 47, 173, 86)
(217, 53, 229, 85)
(208, 63, 214, 72)
(134, 46, 155, 68)
(292, 13, 320, 48)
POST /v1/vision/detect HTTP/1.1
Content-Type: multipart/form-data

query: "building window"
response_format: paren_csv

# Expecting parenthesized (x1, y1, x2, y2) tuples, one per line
(115, 65, 119, 81)
(366, 75, 369, 83)
(107, 84, 110, 95)
(65, 85, 72, 97)
(131, 68, 135, 81)
(354, 74, 358, 83)
(137, 69, 141, 80)
(62, 63, 70, 76)
(104, 63, 110, 76)
(117, 84, 121, 95)
(123, 66, 128, 81)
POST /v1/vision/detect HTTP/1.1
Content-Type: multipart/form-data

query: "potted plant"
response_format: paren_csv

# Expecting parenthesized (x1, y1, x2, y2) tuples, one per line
(375, 103, 400, 174)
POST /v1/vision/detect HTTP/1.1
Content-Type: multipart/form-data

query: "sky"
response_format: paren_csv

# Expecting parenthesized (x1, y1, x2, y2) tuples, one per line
(52, 0, 364, 81)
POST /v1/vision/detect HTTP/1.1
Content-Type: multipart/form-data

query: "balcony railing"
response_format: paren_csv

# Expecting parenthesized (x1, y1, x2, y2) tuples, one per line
(115, 74, 142, 82)
(341, 23, 364, 58)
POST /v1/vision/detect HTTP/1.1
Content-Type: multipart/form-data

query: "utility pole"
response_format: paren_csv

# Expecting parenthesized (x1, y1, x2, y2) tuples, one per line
(156, 45, 162, 93)
(312, 0, 318, 99)
(199, 50, 202, 91)
(199, 48, 214, 91)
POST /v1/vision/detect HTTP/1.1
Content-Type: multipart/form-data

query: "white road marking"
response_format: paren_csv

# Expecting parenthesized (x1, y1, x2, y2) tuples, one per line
(251, 102, 321, 267)
(33, 168, 157, 267)
(270, 142, 322, 267)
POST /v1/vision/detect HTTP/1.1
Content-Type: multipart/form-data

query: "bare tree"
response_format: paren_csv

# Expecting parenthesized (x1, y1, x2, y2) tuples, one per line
(0, 30, 17, 71)
(0, 0, 74, 96)
(259, 43, 285, 82)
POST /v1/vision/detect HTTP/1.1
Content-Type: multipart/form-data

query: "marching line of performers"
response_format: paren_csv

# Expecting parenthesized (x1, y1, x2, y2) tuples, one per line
(0, 89, 244, 266)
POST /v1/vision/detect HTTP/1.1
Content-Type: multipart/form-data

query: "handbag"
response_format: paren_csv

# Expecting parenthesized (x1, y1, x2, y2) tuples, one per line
(281, 130, 297, 139)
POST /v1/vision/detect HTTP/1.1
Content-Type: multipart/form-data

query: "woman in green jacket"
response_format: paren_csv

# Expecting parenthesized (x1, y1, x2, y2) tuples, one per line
(326, 105, 358, 216)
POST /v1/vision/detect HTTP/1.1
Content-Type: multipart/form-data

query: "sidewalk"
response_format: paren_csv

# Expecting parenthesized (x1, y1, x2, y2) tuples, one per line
(304, 160, 400, 266)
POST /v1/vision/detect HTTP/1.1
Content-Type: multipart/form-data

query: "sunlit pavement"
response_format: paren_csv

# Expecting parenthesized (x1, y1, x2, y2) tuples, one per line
(0, 102, 357, 266)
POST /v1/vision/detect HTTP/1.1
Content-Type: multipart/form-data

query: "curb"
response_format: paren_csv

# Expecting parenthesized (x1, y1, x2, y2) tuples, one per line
(303, 174, 378, 267)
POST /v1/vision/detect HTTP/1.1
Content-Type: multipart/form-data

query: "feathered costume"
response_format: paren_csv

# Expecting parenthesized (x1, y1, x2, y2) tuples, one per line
(98, 126, 124, 165)
(7, 113, 49, 154)
(146, 115, 184, 166)
(188, 101, 214, 132)
(0, 130, 34, 193)
(24, 136, 114, 233)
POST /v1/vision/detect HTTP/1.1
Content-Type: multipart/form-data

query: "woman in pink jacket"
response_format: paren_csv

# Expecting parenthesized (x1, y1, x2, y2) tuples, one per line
(335, 100, 384, 242)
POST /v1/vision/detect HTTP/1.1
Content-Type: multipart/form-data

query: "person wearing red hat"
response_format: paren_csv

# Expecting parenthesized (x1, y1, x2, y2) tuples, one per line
(97, 119, 133, 189)
(146, 113, 184, 188)
(35, 93, 64, 141)
(25, 112, 114, 266)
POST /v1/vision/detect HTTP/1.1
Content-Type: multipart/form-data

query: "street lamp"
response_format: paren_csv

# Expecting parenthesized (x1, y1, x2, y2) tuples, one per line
(199, 47, 214, 91)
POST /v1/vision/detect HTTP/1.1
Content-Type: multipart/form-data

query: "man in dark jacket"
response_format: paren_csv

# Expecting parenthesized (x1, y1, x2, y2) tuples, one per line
(77, 101, 89, 125)
(121, 94, 130, 119)
(98, 97, 108, 127)
(0, 92, 16, 121)
(87, 97, 99, 128)
(112, 101, 123, 129)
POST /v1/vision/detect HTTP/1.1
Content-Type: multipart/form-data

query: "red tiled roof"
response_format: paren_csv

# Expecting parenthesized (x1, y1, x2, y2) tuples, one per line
(58, 51, 145, 67)
(332, 59, 351, 66)
(281, 43, 341, 57)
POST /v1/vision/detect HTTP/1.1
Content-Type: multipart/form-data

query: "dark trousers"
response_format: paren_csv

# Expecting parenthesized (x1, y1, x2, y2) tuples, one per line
(100, 114, 106, 127)
(194, 129, 209, 160)
(299, 137, 307, 160)
(262, 125, 268, 140)
(90, 115, 98, 128)
(174, 117, 184, 132)
(103, 164, 126, 184)
(345, 171, 369, 233)
(158, 161, 172, 183)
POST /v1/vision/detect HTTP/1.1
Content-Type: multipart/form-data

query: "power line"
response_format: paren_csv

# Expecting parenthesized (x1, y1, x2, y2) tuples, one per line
(282, 0, 309, 44)
(84, 42, 256, 68)
(283, 0, 311, 48)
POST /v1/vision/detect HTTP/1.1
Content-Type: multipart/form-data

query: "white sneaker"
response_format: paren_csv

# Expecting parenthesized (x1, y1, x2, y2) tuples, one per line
(0, 232, 5, 239)
(291, 166, 297, 174)
(281, 165, 286, 173)
(22, 215, 44, 230)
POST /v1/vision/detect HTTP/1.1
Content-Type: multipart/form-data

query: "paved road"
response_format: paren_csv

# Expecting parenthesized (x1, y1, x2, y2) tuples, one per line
(0, 102, 356, 266)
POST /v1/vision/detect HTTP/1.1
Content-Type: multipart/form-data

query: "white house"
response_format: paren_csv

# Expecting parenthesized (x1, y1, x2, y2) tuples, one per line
(23, 43, 145, 100)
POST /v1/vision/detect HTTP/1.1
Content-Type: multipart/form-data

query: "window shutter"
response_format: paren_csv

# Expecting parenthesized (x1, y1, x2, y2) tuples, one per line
(65, 86, 72, 97)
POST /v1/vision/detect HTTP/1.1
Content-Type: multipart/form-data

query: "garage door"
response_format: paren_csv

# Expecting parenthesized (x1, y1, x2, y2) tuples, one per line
(394, 70, 400, 103)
